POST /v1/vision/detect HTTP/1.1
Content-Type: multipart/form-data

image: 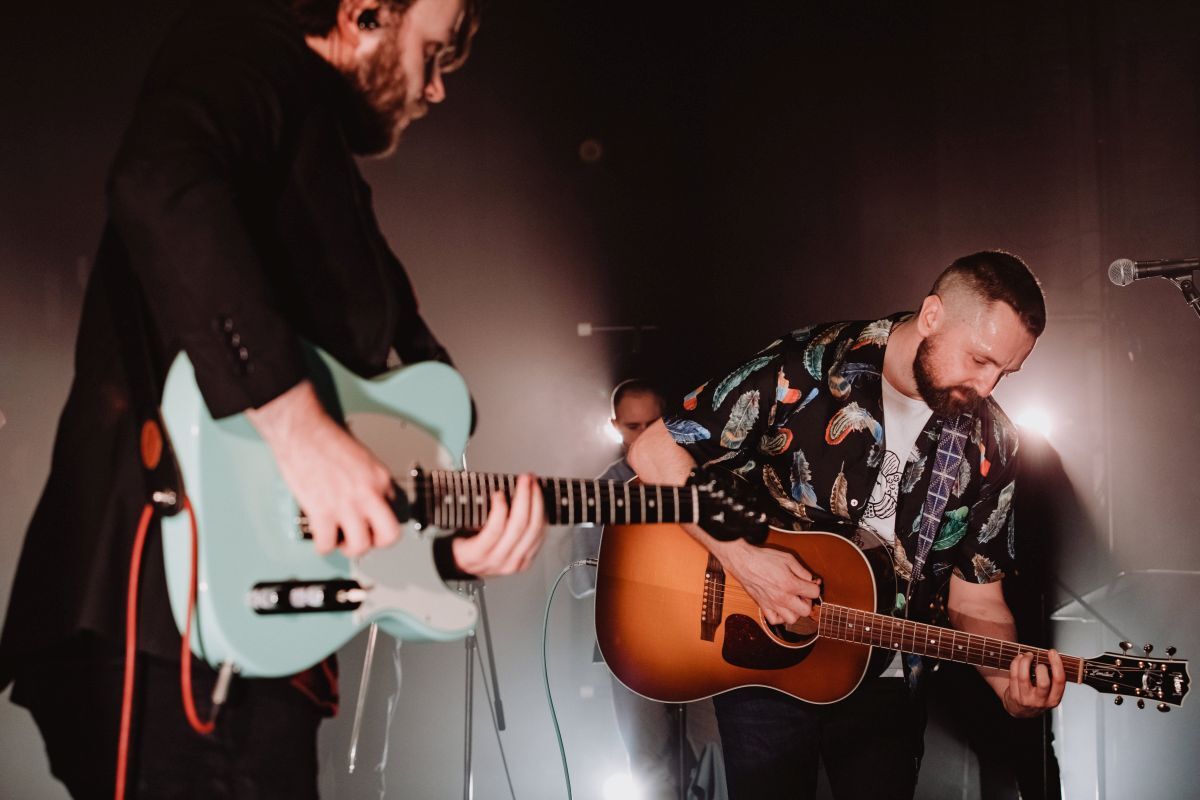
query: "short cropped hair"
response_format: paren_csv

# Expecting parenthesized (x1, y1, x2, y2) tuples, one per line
(610, 379, 665, 419)
(286, 0, 480, 72)
(931, 250, 1046, 338)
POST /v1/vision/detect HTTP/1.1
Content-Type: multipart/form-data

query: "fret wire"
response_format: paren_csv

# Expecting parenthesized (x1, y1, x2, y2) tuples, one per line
(463, 471, 473, 529)
(639, 484, 646, 523)
(461, 471, 470, 529)
(467, 472, 477, 529)
(595, 474, 604, 525)
(427, 470, 436, 525)
(431, 471, 441, 528)
(440, 471, 448, 528)
(566, 478, 574, 526)
(454, 471, 465, 529)
(550, 477, 561, 524)
(477, 473, 487, 524)
(672, 486, 680, 523)
(608, 480, 616, 523)
(655, 485, 663, 522)
(624, 482, 631, 524)
(464, 472, 473, 529)
(691, 486, 699, 523)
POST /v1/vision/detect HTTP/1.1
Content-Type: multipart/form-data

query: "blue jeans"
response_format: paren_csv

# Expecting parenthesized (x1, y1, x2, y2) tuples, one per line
(712, 678, 924, 800)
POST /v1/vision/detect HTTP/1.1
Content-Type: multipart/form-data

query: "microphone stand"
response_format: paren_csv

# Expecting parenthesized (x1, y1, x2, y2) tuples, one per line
(462, 580, 505, 800)
(1168, 274, 1200, 319)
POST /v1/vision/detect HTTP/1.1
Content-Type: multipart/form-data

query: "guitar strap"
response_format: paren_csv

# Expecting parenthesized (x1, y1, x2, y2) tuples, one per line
(902, 411, 974, 611)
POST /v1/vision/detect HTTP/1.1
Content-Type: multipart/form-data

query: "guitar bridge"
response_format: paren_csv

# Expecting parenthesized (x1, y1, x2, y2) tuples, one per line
(248, 579, 366, 615)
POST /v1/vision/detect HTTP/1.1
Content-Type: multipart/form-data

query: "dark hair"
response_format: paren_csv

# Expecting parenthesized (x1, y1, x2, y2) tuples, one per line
(610, 379, 665, 419)
(286, 0, 480, 72)
(931, 250, 1046, 338)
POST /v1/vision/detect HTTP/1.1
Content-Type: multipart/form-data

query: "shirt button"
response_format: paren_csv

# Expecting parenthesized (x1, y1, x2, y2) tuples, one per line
(850, 499, 859, 507)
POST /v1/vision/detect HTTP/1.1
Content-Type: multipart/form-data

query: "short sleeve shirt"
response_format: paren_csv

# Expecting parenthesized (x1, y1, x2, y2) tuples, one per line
(666, 314, 1022, 618)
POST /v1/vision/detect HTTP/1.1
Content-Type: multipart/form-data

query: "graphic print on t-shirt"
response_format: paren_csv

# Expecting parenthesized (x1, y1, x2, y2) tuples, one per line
(864, 449, 902, 521)
(860, 377, 932, 545)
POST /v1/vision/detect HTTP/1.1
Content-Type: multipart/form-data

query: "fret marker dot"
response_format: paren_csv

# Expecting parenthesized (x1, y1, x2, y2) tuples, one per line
(561, 499, 569, 506)
(588, 499, 594, 506)
(617, 500, 623, 506)
(649, 500, 656, 507)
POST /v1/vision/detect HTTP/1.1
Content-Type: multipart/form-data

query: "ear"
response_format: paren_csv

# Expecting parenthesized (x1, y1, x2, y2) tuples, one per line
(609, 417, 620, 431)
(915, 294, 943, 337)
(336, 0, 381, 48)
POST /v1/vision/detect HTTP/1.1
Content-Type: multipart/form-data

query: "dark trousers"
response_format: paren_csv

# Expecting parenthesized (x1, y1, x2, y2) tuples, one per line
(713, 679, 924, 800)
(928, 662, 1061, 800)
(10, 636, 322, 799)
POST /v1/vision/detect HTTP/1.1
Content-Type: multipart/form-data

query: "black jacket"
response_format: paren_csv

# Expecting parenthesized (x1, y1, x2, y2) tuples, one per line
(0, 0, 451, 688)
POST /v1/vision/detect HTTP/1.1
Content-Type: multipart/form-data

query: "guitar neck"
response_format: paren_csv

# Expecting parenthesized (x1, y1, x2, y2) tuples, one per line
(816, 603, 1085, 683)
(419, 471, 700, 530)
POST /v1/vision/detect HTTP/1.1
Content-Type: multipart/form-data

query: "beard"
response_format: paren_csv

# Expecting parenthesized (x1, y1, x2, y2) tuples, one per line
(913, 336, 982, 417)
(340, 34, 426, 157)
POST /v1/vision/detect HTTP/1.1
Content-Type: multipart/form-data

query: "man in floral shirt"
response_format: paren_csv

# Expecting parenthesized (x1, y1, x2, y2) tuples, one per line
(629, 251, 1065, 799)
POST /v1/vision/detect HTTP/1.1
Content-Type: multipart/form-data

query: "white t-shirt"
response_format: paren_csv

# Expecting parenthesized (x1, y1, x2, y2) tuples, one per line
(862, 376, 932, 677)
(860, 376, 933, 543)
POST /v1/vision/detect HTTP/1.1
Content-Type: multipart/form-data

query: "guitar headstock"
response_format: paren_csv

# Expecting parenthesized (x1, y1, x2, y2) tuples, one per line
(1082, 643, 1190, 711)
(690, 467, 769, 544)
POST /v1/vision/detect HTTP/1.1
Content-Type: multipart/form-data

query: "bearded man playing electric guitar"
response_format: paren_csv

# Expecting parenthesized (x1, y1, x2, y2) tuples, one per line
(0, 0, 545, 796)
(626, 251, 1065, 799)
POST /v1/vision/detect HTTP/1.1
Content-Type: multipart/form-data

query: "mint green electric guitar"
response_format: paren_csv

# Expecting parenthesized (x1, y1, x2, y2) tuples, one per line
(159, 347, 765, 678)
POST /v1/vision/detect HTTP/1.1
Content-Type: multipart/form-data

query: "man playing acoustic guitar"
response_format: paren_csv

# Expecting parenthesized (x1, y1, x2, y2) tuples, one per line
(0, 0, 545, 796)
(627, 251, 1065, 799)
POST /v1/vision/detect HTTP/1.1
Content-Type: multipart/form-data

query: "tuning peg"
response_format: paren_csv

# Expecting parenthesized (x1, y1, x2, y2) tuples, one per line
(1143, 643, 1154, 655)
(1167, 646, 1177, 658)
(1119, 641, 1132, 653)
(1137, 699, 1145, 709)
(1113, 696, 1123, 706)
(1157, 703, 1171, 713)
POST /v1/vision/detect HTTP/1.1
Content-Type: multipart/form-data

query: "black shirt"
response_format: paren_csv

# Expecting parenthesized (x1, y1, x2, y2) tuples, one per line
(0, 0, 450, 688)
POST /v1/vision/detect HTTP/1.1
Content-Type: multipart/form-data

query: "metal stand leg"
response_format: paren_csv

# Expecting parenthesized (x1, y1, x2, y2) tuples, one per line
(675, 703, 688, 800)
(462, 581, 507, 800)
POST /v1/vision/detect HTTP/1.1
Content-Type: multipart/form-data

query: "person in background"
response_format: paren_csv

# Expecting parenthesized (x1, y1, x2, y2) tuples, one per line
(571, 379, 725, 800)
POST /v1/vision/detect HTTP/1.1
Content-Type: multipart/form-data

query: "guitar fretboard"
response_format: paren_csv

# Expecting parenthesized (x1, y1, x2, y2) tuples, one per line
(421, 471, 700, 530)
(816, 603, 1084, 682)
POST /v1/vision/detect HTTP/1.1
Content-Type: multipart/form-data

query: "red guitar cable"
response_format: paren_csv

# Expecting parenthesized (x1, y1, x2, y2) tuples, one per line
(115, 498, 214, 800)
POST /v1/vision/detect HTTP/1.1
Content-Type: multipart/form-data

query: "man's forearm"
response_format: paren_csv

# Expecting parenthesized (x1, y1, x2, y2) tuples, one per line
(948, 598, 1019, 706)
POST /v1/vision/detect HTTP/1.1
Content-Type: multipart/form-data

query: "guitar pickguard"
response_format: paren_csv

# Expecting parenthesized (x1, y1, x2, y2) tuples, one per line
(721, 614, 814, 671)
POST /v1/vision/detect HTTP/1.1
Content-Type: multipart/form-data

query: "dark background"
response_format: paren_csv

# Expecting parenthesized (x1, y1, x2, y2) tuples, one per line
(2, 1, 1198, 797)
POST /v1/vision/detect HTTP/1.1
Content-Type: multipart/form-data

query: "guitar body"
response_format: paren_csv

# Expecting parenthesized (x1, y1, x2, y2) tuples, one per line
(159, 348, 478, 678)
(596, 524, 895, 704)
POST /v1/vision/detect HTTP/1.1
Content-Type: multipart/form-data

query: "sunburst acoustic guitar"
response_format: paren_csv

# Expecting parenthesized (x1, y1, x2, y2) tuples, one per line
(595, 522, 1190, 712)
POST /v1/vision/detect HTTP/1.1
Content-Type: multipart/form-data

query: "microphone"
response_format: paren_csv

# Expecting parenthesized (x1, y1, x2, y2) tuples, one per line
(1108, 257, 1198, 286)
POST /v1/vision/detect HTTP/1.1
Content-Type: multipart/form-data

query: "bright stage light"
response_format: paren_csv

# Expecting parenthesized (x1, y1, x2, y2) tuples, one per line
(1014, 406, 1054, 438)
(601, 419, 623, 445)
(602, 772, 642, 800)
